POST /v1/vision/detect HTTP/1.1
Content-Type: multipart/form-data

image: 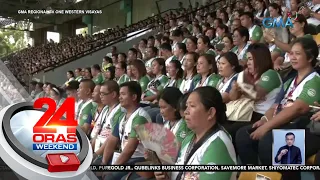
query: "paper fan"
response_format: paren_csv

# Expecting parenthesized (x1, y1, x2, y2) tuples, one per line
(135, 122, 179, 165)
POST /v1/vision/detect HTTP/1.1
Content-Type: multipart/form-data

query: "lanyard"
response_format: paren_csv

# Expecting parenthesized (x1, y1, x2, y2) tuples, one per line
(120, 107, 139, 144)
(286, 70, 315, 98)
(176, 123, 220, 180)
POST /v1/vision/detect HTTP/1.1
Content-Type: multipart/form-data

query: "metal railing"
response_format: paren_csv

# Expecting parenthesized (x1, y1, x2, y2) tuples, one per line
(32, 0, 222, 74)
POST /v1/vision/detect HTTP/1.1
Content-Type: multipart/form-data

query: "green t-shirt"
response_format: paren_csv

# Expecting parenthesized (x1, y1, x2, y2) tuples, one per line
(93, 73, 104, 85)
(168, 119, 191, 144)
(176, 127, 236, 179)
(139, 76, 150, 92)
(257, 69, 282, 93)
(207, 74, 221, 88)
(117, 74, 130, 85)
(75, 76, 83, 82)
(250, 25, 263, 42)
(298, 75, 320, 105)
(145, 75, 169, 97)
(206, 49, 216, 56)
(78, 100, 94, 126)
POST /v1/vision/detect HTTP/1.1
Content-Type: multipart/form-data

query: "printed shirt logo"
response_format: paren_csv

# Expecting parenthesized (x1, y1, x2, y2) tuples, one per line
(307, 89, 316, 97)
(262, 76, 270, 81)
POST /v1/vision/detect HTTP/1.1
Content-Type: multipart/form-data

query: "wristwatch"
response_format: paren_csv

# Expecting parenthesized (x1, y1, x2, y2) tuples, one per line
(270, 38, 275, 43)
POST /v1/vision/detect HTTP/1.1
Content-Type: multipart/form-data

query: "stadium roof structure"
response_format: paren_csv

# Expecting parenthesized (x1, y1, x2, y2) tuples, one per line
(0, 0, 86, 30)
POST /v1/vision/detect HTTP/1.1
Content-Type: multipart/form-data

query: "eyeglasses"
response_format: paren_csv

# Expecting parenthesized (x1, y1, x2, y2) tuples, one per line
(100, 91, 113, 96)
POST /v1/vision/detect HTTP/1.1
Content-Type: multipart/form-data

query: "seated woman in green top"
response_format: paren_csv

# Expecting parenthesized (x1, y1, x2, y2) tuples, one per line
(192, 54, 221, 90)
(159, 87, 191, 144)
(264, 14, 313, 68)
(197, 35, 216, 56)
(165, 60, 183, 89)
(155, 87, 237, 180)
(130, 60, 150, 92)
(142, 58, 169, 103)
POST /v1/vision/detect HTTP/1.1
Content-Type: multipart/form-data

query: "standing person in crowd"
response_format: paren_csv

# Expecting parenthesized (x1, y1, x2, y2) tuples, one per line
(130, 60, 150, 92)
(115, 61, 130, 85)
(193, 54, 221, 89)
(92, 80, 123, 164)
(75, 68, 83, 82)
(180, 52, 198, 94)
(99, 82, 151, 180)
(77, 79, 95, 135)
(155, 87, 237, 180)
(92, 64, 104, 84)
(240, 12, 263, 43)
(236, 38, 320, 180)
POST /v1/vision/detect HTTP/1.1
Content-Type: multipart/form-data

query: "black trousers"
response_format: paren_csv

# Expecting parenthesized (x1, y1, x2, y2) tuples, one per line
(236, 125, 320, 180)
(222, 111, 263, 151)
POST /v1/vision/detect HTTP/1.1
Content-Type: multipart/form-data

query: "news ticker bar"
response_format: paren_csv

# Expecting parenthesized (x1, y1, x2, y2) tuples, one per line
(89, 165, 320, 172)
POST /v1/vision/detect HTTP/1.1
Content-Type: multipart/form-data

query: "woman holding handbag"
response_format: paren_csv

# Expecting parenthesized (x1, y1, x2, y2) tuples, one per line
(225, 43, 283, 143)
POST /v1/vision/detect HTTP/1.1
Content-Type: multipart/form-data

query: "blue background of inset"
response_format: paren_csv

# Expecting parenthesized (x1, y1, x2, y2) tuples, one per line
(272, 129, 305, 165)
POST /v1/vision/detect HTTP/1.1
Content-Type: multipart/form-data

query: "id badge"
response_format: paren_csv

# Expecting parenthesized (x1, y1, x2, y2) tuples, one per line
(112, 152, 121, 165)
(94, 138, 102, 153)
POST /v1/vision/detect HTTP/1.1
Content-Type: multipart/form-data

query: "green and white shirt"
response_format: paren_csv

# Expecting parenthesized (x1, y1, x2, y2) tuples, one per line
(269, 44, 282, 54)
(248, 25, 263, 43)
(138, 76, 150, 92)
(231, 44, 249, 60)
(117, 107, 151, 158)
(194, 74, 221, 89)
(94, 104, 124, 152)
(93, 73, 104, 85)
(164, 119, 190, 144)
(171, 126, 237, 180)
(254, 70, 282, 114)
(117, 74, 130, 85)
(76, 99, 94, 126)
(75, 76, 83, 82)
(180, 75, 196, 93)
(275, 72, 320, 114)
(206, 49, 216, 56)
(145, 75, 169, 97)
(165, 78, 183, 89)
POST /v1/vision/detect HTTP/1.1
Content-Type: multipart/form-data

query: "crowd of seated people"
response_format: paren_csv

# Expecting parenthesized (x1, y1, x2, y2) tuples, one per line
(28, 0, 320, 179)
(2, 1, 210, 88)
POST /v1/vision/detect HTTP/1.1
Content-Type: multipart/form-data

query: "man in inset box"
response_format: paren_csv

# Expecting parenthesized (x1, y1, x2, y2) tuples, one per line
(275, 132, 302, 164)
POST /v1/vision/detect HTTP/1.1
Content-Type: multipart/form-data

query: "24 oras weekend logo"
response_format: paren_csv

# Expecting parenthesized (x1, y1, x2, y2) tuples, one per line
(32, 98, 78, 150)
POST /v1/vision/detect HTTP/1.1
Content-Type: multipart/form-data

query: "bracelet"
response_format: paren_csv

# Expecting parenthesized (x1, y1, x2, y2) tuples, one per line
(262, 116, 269, 122)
